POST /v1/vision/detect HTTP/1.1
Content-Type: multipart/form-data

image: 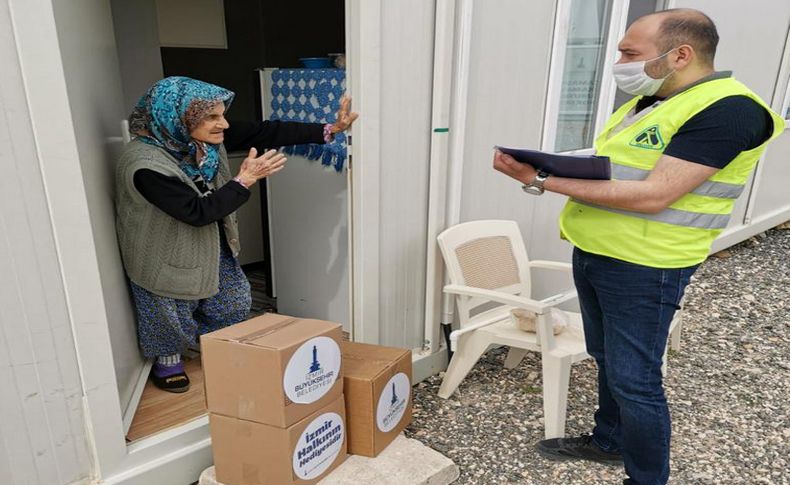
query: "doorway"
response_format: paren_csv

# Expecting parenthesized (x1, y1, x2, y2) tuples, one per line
(109, 0, 351, 443)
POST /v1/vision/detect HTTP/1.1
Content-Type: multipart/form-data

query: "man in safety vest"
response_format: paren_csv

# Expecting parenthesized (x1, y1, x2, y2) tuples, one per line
(494, 8, 784, 485)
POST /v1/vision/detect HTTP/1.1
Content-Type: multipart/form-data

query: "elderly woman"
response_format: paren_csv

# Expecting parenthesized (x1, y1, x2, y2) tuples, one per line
(116, 76, 357, 392)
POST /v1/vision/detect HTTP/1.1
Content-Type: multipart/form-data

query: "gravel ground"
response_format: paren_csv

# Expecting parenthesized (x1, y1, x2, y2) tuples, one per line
(406, 228, 790, 485)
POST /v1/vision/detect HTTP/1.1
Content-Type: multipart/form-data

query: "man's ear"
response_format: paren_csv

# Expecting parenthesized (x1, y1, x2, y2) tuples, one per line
(673, 44, 695, 69)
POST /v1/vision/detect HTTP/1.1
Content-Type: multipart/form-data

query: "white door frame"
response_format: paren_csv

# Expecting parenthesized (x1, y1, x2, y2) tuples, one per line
(9, 0, 384, 482)
(9, 0, 128, 479)
(346, 0, 382, 345)
(11, 0, 214, 480)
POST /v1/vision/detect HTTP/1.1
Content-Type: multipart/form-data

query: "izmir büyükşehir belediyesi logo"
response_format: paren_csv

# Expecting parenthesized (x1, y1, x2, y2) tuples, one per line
(376, 372, 410, 433)
(283, 336, 341, 404)
(292, 412, 344, 480)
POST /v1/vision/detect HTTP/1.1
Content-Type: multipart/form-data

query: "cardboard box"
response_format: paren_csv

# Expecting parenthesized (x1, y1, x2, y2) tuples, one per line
(202, 313, 343, 427)
(211, 394, 347, 485)
(341, 341, 413, 457)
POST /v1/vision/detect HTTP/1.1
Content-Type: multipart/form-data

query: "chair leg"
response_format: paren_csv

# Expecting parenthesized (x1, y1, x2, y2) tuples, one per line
(670, 317, 682, 352)
(541, 354, 572, 439)
(662, 314, 683, 376)
(437, 332, 491, 399)
(503, 347, 529, 369)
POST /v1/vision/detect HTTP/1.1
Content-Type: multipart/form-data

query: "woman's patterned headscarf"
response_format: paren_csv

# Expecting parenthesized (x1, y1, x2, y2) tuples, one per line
(129, 76, 235, 182)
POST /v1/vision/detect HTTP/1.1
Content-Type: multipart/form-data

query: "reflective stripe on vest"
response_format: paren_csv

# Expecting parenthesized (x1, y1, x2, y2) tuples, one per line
(573, 199, 731, 229)
(611, 164, 746, 199)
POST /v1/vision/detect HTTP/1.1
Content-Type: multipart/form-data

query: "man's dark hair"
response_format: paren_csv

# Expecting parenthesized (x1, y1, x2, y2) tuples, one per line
(653, 9, 719, 66)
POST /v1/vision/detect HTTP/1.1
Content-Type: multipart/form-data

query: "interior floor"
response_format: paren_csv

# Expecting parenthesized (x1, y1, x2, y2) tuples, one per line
(125, 268, 272, 443)
(126, 355, 205, 443)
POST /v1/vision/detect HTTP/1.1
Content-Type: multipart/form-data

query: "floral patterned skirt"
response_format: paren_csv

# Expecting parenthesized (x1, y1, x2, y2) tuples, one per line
(130, 242, 251, 358)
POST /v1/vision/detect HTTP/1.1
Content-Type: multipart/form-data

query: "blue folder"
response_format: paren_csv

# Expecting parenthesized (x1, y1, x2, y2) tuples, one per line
(495, 146, 611, 180)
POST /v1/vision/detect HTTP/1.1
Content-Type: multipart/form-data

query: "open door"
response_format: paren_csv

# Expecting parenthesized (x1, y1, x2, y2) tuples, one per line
(258, 69, 351, 330)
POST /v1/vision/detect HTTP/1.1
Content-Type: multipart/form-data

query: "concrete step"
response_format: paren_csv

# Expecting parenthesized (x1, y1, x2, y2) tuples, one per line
(199, 434, 459, 485)
(319, 435, 459, 485)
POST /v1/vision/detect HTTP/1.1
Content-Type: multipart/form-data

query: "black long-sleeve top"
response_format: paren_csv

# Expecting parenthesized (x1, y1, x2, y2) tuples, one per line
(133, 120, 325, 226)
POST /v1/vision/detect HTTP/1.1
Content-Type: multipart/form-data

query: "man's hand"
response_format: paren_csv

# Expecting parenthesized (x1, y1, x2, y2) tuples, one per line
(329, 95, 359, 134)
(493, 150, 538, 185)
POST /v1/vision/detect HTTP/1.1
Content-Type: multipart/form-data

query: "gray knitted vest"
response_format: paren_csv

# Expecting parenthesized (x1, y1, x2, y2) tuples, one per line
(115, 139, 241, 300)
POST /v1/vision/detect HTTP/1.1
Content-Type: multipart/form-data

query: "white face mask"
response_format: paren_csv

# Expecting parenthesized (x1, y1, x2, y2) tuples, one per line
(613, 50, 676, 96)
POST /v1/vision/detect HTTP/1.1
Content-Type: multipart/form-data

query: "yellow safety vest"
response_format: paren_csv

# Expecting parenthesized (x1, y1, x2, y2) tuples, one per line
(558, 76, 785, 268)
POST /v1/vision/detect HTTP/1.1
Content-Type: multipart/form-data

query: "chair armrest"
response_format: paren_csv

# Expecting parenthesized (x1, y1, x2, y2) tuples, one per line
(528, 260, 573, 273)
(540, 289, 578, 306)
(444, 284, 550, 314)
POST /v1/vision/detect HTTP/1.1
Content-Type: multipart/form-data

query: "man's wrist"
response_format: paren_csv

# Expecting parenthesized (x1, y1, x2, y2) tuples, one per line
(521, 170, 550, 196)
(522, 172, 538, 185)
(523, 171, 546, 185)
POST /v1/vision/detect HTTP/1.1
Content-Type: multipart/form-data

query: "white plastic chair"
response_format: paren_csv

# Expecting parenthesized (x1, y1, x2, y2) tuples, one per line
(436, 220, 685, 439)
(436, 220, 589, 439)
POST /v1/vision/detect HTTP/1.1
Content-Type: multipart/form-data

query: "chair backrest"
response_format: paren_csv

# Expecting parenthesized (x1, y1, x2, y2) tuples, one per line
(437, 220, 532, 327)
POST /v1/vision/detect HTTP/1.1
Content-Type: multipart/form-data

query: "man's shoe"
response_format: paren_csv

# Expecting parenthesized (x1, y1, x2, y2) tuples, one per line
(536, 434, 623, 466)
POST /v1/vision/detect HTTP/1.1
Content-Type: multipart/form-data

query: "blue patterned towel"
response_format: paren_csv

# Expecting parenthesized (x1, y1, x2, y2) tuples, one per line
(270, 69, 347, 172)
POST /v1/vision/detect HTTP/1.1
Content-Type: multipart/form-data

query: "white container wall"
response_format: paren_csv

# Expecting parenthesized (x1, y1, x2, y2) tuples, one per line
(456, 0, 575, 299)
(347, 0, 437, 349)
(673, 0, 790, 250)
(0, 4, 94, 482)
(1, 0, 126, 482)
(376, 0, 436, 348)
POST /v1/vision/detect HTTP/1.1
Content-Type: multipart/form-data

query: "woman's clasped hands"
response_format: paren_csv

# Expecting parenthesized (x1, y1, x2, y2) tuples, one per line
(236, 148, 287, 187)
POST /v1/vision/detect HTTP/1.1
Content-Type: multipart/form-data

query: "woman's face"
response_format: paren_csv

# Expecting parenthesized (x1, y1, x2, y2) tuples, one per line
(190, 102, 229, 145)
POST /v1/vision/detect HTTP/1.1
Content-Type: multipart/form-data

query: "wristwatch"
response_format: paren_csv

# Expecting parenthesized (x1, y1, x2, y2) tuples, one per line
(522, 171, 550, 196)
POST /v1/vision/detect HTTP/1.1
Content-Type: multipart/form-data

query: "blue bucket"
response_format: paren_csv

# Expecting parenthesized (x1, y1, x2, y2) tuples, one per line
(299, 57, 332, 69)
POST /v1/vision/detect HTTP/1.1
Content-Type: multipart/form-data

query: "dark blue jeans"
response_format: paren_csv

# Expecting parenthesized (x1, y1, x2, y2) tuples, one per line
(572, 247, 698, 485)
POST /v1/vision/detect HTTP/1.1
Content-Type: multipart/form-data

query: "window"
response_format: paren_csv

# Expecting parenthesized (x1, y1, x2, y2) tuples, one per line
(775, 27, 790, 125)
(783, 79, 790, 120)
(781, 70, 790, 121)
(553, 0, 614, 152)
(544, 0, 667, 152)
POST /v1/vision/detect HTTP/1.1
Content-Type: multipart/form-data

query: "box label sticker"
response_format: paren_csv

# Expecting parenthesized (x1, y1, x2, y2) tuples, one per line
(292, 412, 344, 480)
(283, 336, 341, 404)
(376, 372, 410, 432)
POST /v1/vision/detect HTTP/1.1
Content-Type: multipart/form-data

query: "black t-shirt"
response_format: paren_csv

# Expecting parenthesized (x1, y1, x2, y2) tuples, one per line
(634, 95, 773, 169)
(132, 120, 325, 227)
